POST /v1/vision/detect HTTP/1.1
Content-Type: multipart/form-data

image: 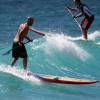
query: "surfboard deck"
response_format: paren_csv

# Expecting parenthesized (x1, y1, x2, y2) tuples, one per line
(27, 73, 99, 84)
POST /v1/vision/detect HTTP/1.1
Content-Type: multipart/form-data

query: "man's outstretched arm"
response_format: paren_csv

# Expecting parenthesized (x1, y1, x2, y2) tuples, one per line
(29, 28, 45, 36)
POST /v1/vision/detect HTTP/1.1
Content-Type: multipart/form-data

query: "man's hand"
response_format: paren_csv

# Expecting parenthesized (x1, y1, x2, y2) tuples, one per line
(73, 16, 77, 18)
(29, 38, 33, 42)
(65, 6, 70, 10)
(18, 42, 22, 47)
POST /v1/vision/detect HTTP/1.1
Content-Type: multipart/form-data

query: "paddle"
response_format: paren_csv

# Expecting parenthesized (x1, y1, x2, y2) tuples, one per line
(65, 7, 83, 32)
(2, 41, 31, 56)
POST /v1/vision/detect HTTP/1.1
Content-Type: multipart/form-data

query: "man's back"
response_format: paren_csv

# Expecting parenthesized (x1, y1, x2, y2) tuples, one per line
(14, 23, 29, 42)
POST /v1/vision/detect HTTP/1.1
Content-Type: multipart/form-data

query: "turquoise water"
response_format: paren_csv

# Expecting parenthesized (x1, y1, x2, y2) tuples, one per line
(0, 0, 100, 100)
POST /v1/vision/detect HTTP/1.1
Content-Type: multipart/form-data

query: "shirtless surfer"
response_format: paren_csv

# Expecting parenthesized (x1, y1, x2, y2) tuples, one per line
(11, 17, 45, 71)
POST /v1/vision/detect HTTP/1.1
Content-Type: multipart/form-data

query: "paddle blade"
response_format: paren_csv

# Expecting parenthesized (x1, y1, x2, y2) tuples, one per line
(2, 50, 11, 56)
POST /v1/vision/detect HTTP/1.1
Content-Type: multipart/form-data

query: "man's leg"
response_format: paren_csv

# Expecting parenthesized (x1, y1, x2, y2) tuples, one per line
(11, 58, 18, 66)
(82, 28, 88, 40)
(23, 57, 27, 70)
(81, 18, 88, 40)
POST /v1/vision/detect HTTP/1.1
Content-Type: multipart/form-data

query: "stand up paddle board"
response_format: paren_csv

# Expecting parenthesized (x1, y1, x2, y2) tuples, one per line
(0, 65, 98, 85)
(28, 73, 99, 84)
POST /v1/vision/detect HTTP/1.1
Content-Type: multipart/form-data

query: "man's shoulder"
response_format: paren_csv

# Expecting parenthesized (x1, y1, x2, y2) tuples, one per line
(20, 23, 25, 27)
(20, 23, 28, 29)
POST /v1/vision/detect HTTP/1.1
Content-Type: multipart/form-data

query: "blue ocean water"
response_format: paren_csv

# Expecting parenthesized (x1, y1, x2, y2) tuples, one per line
(0, 0, 100, 100)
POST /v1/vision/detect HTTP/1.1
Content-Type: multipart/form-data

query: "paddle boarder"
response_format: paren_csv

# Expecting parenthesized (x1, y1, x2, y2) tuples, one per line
(11, 17, 34, 71)
(11, 17, 45, 71)
(66, 0, 94, 40)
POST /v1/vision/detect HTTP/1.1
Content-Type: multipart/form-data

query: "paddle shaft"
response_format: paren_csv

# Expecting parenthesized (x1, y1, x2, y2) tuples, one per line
(2, 41, 31, 56)
(67, 7, 83, 32)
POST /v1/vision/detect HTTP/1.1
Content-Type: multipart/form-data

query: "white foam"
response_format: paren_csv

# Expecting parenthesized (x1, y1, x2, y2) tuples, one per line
(96, 42, 100, 45)
(88, 30, 100, 41)
(0, 64, 41, 85)
(66, 30, 100, 41)
(30, 32, 92, 61)
(43, 33, 91, 61)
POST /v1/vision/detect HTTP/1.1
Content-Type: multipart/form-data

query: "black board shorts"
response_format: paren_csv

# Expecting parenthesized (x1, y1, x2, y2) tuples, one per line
(12, 42, 27, 59)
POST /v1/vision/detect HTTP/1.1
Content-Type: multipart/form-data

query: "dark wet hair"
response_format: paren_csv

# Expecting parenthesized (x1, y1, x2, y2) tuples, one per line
(27, 17, 34, 22)
(74, 0, 80, 3)
(27, 16, 34, 26)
